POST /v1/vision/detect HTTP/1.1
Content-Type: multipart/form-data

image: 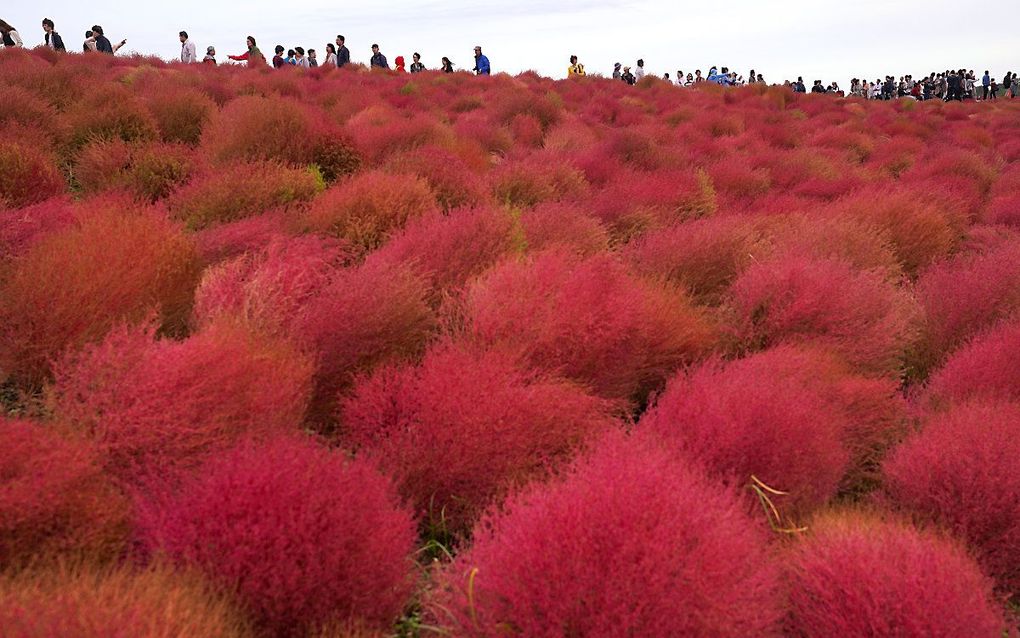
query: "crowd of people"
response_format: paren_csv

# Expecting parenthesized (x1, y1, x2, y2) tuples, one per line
(3, 16, 1017, 99)
(0, 17, 493, 76)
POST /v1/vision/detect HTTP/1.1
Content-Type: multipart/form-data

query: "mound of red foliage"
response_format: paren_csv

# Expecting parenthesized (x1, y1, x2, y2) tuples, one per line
(430, 433, 783, 636)
(50, 322, 313, 489)
(0, 200, 201, 386)
(882, 400, 1020, 593)
(339, 345, 618, 535)
(463, 250, 716, 402)
(924, 319, 1020, 408)
(138, 436, 417, 637)
(783, 513, 1008, 637)
(639, 345, 907, 517)
(0, 417, 129, 568)
(0, 564, 251, 637)
(729, 254, 917, 377)
(0, 141, 65, 209)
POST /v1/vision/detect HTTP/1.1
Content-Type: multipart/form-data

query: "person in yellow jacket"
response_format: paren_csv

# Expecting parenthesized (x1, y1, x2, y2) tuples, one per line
(568, 55, 586, 77)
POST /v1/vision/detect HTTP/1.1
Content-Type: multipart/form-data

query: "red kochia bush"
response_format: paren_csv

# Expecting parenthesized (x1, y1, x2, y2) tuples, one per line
(463, 250, 716, 402)
(639, 347, 858, 516)
(783, 513, 1007, 637)
(0, 202, 202, 386)
(0, 418, 129, 568)
(729, 255, 916, 377)
(0, 197, 76, 261)
(339, 346, 618, 534)
(192, 235, 346, 335)
(883, 401, 1020, 592)
(913, 241, 1020, 373)
(201, 94, 324, 165)
(139, 437, 417, 637)
(51, 323, 313, 489)
(519, 203, 610, 257)
(0, 564, 251, 638)
(365, 206, 517, 302)
(168, 161, 324, 230)
(924, 319, 1020, 408)
(431, 434, 783, 637)
(302, 169, 439, 254)
(0, 142, 65, 208)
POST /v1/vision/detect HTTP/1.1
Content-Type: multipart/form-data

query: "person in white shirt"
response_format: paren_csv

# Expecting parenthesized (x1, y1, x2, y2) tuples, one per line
(324, 43, 338, 67)
(180, 30, 197, 63)
(294, 47, 310, 68)
(1, 19, 24, 47)
(635, 58, 646, 80)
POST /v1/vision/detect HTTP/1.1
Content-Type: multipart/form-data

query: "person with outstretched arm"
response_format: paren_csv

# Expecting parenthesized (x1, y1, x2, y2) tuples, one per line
(89, 26, 125, 55)
(42, 19, 65, 51)
(228, 36, 265, 67)
(180, 30, 197, 63)
(473, 45, 490, 75)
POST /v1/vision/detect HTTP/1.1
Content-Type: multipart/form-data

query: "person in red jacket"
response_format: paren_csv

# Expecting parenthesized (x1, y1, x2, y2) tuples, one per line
(395, 55, 406, 73)
(228, 36, 265, 67)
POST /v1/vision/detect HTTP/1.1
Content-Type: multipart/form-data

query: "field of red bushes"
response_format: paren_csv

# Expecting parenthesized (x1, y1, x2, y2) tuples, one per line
(2, 45, 1020, 636)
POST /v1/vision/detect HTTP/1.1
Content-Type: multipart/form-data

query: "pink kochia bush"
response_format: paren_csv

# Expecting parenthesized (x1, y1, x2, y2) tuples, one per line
(138, 437, 417, 637)
(462, 250, 716, 402)
(639, 347, 872, 517)
(882, 401, 1020, 593)
(339, 346, 619, 534)
(430, 434, 784, 636)
(729, 254, 917, 377)
(50, 322, 314, 489)
(1, 418, 130, 568)
(924, 319, 1020, 408)
(783, 513, 1008, 637)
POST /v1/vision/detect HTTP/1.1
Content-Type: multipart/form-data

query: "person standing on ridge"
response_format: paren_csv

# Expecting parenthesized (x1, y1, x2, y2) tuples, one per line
(395, 55, 407, 72)
(308, 49, 319, 67)
(228, 36, 265, 67)
(89, 26, 125, 55)
(410, 52, 425, 72)
(473, 45, 490, 75)
(635, 58, 645, 80)
(203, 46, 217, 64)
(294, 47, 309, 68)
(568, 55, 586, 76)
(42, 19, 65, 51)
(335, 35, 350, 67)
(324, 44, 337, 66)
(612, 62, 622, 80)
(272, 45, 286, 68)
(180, 31, 197, 63)
(0, 20, 23, 48)
(441, 56, 454, 73)
(370, 44, 389, 69)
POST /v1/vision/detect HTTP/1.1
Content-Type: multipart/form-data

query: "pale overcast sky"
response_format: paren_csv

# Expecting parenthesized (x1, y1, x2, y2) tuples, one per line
(4, 1, 1018, 83)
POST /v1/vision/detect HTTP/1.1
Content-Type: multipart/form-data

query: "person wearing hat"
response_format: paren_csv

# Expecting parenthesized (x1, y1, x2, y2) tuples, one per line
(473, 45, 490, 75)
(203, 46, 217, 64)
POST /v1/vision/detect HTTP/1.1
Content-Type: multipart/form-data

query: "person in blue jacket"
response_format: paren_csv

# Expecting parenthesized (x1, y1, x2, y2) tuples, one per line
(473, 45, 490, 75)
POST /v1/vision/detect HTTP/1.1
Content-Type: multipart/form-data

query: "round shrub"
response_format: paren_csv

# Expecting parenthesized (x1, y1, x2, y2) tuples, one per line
(924, 319, 1020, 408)
(0, 142, 65, 208)
(783, 513, 1008, 637)
(883, 401, 1020, 592)
(51, 322, 313, 489)
(491, 158, 589, 209)
(0, 564, 251, 637)
(729, 254, 917, 377)
(201, 95, 324, 165)
(639, 347, 860, 517)
(385, 145, 487, 212)
(0, 417, 129, 568)
(365, 206, 517, 302)
(519, 203, 610, 257)
(302, 170, 439, 255)
(64, 85, 159, 152)
(138, 436, 417, 637)
(589, 168, 718, 241)
(76, 139, 196, 202)
(339, 345, 618, 535)
(143, 85, 217, 145)
(430, 433, 783, 636)
(0, 201, 202, 386)
(463, 250, 716, 402)
(0, 197, 76, 262)
(168, 161, 324, 230)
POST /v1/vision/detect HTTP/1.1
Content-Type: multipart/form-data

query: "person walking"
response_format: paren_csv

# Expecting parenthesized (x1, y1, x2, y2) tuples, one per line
(0, 19, 23, 48)
(473, 45, 490, 75)
(612, 62, 622, 80)
(324, 43, 338, 66)
(228, 36, 265, 67)
(410, 52, 425, 72)
(294, 47, 310, 68)
(621, 66, 636, 85)
(335, 35, 350, 67)
(42, 19, 65, 51)
(203, 46, 217, 64)
(370, 44, 389, 69)
(982, 70, 991, 100)
(568, 55, 586, 76)
(272, 45, 286, 68)
(180, 31, 197, 63)
(308, 49, 318, 67)
(89, 26, 125, 55)
(635, 58, 646, 80)
(394, 55, 407, 72)
(83, 30, 95, 52)
(441, 56, 454, 73)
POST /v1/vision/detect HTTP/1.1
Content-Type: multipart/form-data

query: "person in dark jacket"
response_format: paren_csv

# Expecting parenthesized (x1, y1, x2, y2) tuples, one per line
(441, 56, 454, 73)
(42, 18, 65, 51)
(89, 25, 125, 54)
(335, 35, 350, 67)
(409, 52, 425, 73)
(473, 45, 490, 75)
(370, 44, 388, 69)
(272, 45, 286, 68)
